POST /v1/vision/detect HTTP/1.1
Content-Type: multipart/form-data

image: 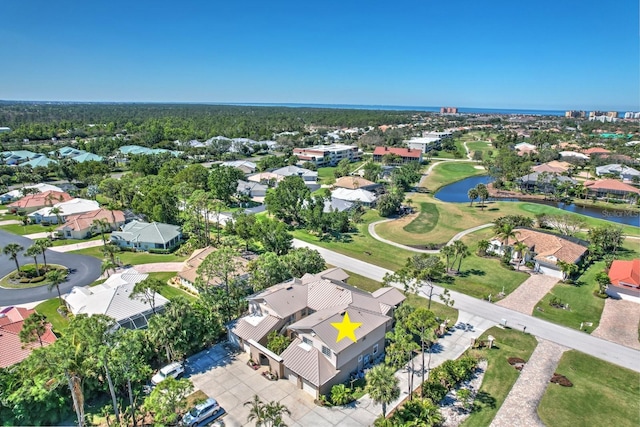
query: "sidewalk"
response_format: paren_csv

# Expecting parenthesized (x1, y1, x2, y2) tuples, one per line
(49, 239, 104, 252)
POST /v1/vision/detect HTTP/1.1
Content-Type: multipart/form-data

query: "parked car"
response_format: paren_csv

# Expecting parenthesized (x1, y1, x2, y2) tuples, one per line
(151, 361, 185, 386)
(181, 397, 221, 426)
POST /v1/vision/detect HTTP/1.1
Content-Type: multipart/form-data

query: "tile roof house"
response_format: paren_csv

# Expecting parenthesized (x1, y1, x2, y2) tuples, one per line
(584, 179, 640, 200)
(514, 142, 538, 156)
(64, 268, 169, 330)
(373, 146, 423, 164)
(178, 246, 250, 292)
(531, 160, 572, 174)
(606, 259, 640, 302)
(110, 220, 182, 251)
(271, 166, 318, 183)
(221, 160, 257, 174)
(517, 172, 577, 193)
(56, 208, 125, 240)
(237, 179, 269, 200)
(0, 183, 64, 203)
(0, 306, 57, 368)
(8, 190, 73, 213)
(582, 147, 611, 156)
(489, 228, 588, 279)
(333, 176, 380, 191)
(595, 164, 640, 182)
(331, 188, 377, 206)
(29, 198, 100, 224)
(228, 268, 405, 398)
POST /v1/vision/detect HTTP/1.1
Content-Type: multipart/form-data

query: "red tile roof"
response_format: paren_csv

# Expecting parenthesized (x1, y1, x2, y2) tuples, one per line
(8, 190, 72, 209)
(57, 208, 125, 232)
(582, 147, 611, 155)
(584, 179, 640, 194)
(0, 307, 57, 368)
(373, 146, 421, 158)
(608, 259, 640, 290)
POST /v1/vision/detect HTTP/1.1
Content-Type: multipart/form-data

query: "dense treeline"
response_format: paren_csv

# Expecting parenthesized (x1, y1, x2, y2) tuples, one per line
(0, 102, 418, 143)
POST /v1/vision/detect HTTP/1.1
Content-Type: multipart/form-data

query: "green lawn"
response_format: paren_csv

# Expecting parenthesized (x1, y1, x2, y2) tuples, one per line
(50, 234, 107, 247)
(0, 223, 51, 235)
(422, 162, 485, 192)
(70, 246, 188, 265)
(466, 141, 496, 159)
(318, 167, 337, 185)
(35, 298, 69, 334)
(462, 327, 538, 427)
(533, 241, 639, 333)
(292, 210, 414, 271)
(403, 202, 439, 234)
(538, 350, 640, 427)
(146, 271, 197, 302)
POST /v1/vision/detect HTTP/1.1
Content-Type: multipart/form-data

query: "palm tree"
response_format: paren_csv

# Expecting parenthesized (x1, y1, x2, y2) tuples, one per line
(496, 224, 517, 247)
(365, 365, 400, 418)
(102, 243, 120, 265)
(513, 242, 529, 270)
(263, 400, 291, 426)
(245, 395, 269, 426)
(467, 188, 478, 207)
(475, 184, 489, 211)
(19, 312, 48, 347)
(441, 245, 455, 273)
(452, 240, 470, 273)
(46, 269, 67, 304)
(93, 218, 111, 245)
(477, 239, 490, 256)
(24, 245, 41, 276)
(49, 206, 64, 225)
(101, 259, 117, 278)
(3, 243, 24, 273)
(34, 238, 53, 270)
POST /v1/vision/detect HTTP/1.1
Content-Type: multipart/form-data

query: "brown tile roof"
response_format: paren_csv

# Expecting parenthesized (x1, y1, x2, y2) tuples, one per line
(373, 146, 421, 158)
(0, 307, 57, 368)
(582, 147, 611, 155)
(57, 208, 125, 232)
(584, 179, 640, 194)
(334, 176, 377, 190)
(608, 259, 640, 289)
(501, 229, 588, 266)
(8, 190, 72, 209)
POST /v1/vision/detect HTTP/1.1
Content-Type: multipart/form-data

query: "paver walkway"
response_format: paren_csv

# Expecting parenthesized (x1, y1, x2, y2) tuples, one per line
(592, 298, 640, 350)
(490, 338, 567, 427)
(368, 220, 494, 254)
(496, 274, 559, 315)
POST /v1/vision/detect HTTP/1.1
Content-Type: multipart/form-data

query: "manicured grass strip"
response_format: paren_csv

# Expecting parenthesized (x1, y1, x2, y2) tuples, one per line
(292, 210, 413, 271)
(0, 223, 51, 235)
(538, 350, 640, 427)
(70, 246, 188, 265)
(462, 327, 538, 427)
(403, 202, 439, 234)
(50, 234, 107, 246)
(35, 298, 69, 334)
(147, 271, 197, 302)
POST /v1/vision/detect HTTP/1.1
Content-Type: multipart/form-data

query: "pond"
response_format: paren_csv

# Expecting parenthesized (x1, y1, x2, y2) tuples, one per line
(434, 176, 640, 227)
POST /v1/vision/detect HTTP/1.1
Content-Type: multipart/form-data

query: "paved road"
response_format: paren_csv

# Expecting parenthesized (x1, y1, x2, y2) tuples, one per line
(293, 239, 640, 372)
(0, 230, 102, 306)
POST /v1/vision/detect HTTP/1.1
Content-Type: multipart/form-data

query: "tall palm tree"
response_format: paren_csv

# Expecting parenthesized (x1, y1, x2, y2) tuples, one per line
(34, 238, 53, 270)
(452, 240, 470, 273)
(365, 365, 400, 418)
(3, 243, 24, 273)
(477, 239, 490, 256)
(263, 400, 291, 427)
(244, 395, 266, 426)
(497, 224, 517, 247)
(102, 243, 120, 265)
(19, 312, 48, 347)
(49, 206, 64, 225)
(513, 242, 529, 270)
(46, 269, 67, 304)
(101, 259, 117, 278)
(467, 188, 478, 207)
(24, 245, 41, 276)
(441, 245, 455, 273)
(93, 218, 111, 245)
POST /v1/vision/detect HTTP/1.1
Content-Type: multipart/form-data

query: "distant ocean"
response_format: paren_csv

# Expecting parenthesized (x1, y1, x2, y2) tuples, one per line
(220, 102, 585, 117)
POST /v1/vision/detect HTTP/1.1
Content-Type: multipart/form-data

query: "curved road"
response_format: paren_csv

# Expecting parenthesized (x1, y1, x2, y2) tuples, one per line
(292, 238, 640, 372)
(0, 230, 102, 305)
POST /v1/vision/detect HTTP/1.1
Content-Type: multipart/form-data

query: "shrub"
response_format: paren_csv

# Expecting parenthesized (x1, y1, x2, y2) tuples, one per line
(30, 276, 45, 283)
(422, 381, 447, 403)
(330, 384, 353, 405)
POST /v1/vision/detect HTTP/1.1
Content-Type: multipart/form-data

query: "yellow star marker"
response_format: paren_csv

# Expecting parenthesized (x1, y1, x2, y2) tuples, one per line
(331, 311, 362, 343)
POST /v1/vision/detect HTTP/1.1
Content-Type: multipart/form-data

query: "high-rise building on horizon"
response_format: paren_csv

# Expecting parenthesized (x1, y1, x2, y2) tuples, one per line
(440, 107, 458, 114)
(565, 110, 586, 118)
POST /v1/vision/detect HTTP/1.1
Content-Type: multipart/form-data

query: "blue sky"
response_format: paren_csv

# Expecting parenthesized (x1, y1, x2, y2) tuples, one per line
(1, 0, 638, 110)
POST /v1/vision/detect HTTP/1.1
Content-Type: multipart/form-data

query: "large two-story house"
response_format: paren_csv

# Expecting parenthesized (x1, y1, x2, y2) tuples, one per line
(228, 268, 405, 398)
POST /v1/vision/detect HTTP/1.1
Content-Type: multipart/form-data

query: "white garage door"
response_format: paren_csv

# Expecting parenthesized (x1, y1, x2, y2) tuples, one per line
(301, 379, 317, 397)
(288, 371, 298, 385)
(538, 266, 562, 279)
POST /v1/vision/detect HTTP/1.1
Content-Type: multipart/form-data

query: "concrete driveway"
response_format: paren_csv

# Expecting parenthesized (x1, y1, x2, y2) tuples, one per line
(592, 298, 640, 350)
(0, 230, 102, 305)
(186, 344, 378, 427)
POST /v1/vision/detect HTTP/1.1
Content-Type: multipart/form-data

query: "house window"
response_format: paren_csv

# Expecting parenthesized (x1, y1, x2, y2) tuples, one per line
(289, 314, 296, 322)
(322, 346, 331, 357)
(302, 337, 313, 346)
(373, 344, 379, 355)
